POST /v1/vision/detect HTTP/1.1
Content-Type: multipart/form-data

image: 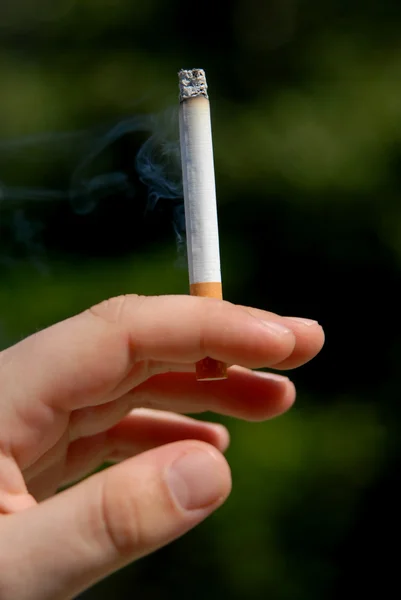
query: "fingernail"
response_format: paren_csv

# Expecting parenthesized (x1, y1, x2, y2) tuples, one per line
(260, 321, 292, 336)
(284, 317, 319, 327)
(167, 450, 225, 511)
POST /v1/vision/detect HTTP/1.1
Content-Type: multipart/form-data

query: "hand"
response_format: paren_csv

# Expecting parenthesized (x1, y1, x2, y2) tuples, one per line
(0, 294, 324, 599)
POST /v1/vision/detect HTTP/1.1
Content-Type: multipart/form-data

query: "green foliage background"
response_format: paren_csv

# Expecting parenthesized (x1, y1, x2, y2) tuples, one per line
(1, 1, 399, 598)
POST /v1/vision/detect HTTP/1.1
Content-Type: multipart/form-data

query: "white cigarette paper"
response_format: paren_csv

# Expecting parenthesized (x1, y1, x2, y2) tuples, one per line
(178, 69, 222, 288)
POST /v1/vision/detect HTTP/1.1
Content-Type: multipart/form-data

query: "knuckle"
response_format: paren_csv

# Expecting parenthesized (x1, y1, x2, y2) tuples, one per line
(88, 294, 144, 325)
(99, 470, 146, 557)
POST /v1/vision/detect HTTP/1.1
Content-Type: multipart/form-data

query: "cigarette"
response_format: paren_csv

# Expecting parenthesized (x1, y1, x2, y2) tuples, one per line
(178, 68, 227, 381)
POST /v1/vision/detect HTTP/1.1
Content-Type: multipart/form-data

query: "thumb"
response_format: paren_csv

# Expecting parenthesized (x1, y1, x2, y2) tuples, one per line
(0, 441, 231, 600)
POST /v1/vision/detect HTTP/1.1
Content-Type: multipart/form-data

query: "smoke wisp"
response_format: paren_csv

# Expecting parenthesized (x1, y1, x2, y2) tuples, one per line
(0, 109, 184, 269)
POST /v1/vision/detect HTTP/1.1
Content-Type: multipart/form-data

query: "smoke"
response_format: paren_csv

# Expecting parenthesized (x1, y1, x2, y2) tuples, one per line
(0, 109, 184, 269)
(135, 115, 185, 253)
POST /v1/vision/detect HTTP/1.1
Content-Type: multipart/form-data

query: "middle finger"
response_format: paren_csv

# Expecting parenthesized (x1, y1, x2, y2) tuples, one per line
(70, 367, 294, 441)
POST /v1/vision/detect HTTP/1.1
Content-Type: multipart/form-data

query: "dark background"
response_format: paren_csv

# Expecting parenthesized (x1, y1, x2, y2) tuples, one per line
(1, 1, 400, 598)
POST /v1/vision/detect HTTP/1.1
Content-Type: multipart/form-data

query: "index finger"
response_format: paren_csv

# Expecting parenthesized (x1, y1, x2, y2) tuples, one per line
(0, 295, 320, 412)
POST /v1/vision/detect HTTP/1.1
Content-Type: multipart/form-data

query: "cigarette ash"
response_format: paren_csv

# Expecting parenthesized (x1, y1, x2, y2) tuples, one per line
(178, 69, 209, 101)
(0, 110, 186, 271)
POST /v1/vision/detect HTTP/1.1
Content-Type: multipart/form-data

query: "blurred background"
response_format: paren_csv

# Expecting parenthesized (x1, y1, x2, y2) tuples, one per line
(1, 1, 399, 598)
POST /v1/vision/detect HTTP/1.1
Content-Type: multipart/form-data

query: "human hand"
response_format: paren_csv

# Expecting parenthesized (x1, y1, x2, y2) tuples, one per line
(0, 294, 324, 599)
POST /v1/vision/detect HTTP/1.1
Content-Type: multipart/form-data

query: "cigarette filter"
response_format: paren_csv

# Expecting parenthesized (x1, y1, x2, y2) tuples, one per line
(178, 68, 227, 381)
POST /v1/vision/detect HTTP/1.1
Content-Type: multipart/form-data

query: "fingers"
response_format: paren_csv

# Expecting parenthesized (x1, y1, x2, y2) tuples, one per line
(69, 368, 295, 444)
(0, 441, 231, 600)
(1, 295, 320, 417)
(128, 367, 296, 421)
(28, 365, 292, 494)
(62, 411, 230, 485)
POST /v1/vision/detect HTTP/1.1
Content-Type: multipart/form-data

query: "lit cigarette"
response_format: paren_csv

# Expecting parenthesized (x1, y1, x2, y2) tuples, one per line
(178, 68, 227, 381)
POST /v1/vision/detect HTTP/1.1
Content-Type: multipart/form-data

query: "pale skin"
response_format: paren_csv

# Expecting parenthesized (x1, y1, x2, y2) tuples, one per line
(0, 294, 324, 599)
